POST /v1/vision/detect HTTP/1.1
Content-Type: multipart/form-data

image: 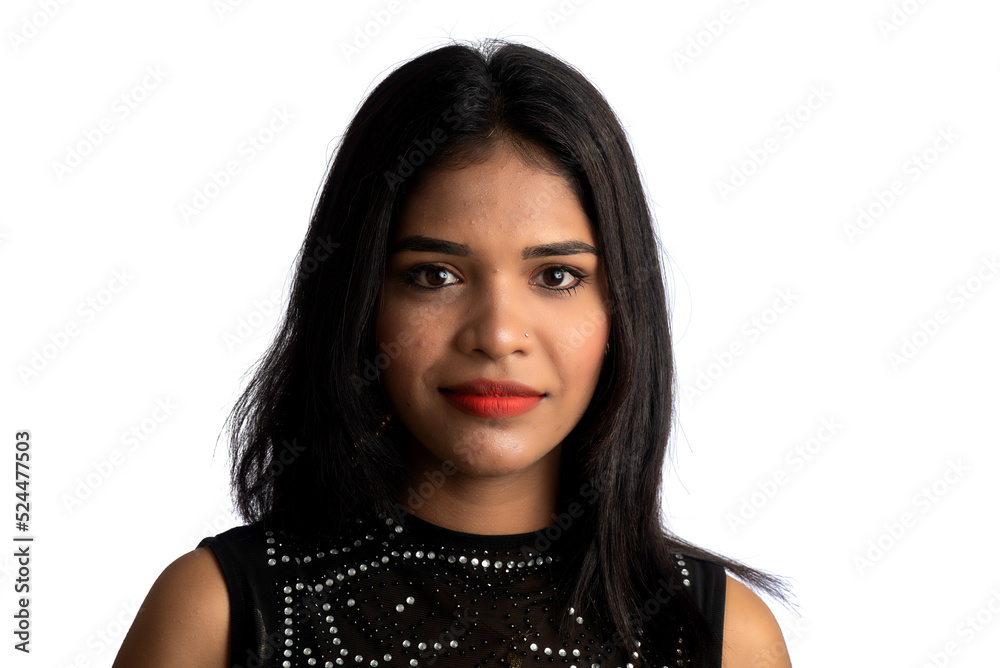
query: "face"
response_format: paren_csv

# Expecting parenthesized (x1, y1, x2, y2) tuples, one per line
(375, 144, 610, 483)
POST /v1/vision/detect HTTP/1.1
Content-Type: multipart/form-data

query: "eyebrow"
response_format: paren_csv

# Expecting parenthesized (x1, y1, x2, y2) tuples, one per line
(387, 235, 600, 260)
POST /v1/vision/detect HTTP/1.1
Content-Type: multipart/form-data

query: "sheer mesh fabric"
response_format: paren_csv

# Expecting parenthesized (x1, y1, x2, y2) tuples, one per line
(199, 509, 725, 668)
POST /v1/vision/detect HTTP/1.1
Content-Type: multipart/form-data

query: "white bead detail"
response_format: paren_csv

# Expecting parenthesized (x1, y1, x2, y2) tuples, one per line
(262, 513, 694, 667)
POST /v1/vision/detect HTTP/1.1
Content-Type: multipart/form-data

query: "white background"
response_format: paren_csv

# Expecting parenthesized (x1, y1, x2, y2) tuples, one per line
(2, 0, 999, 666)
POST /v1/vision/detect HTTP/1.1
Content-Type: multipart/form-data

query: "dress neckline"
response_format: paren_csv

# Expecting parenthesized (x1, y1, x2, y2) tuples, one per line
(395, 507, 568, 552)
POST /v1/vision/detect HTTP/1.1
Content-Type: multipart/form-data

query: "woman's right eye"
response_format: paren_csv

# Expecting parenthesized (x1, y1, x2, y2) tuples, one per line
(400, 264, 459, 290)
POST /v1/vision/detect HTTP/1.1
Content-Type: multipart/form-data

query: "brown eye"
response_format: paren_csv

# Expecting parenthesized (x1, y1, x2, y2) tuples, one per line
(401, 264, 459, 290)
(423, 267, 452, 287)
(534, 266, 589, 295)
(539, 267, 572, 289)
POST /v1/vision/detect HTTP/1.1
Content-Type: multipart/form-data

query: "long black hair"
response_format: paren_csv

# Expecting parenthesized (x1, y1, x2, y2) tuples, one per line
(223, 38, 791, 667)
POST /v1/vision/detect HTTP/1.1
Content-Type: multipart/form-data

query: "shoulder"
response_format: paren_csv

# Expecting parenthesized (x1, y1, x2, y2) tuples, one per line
(112, 547, 230, 668)
(721, 575, 791, 668)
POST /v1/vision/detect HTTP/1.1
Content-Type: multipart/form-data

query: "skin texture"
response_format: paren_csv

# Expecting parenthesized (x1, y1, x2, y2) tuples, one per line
(722, 576, 793, 667)
(376, 142, 610, 535)
(112, 142, 792, 668)
(111, 547, 229, 668)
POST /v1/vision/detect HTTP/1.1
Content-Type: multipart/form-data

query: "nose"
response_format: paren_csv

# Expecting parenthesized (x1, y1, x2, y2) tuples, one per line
(456, 280, 534, 360)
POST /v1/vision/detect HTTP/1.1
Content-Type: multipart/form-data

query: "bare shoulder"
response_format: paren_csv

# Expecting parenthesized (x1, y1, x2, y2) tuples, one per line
(720, 575, 791, 668)
(113, 546, 230, 668)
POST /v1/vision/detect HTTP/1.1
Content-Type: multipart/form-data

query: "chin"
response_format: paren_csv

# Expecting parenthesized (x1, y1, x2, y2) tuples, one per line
(450, 437, 525, 471)
(426, 430, 554, 476)
(453, 456, 532, 479)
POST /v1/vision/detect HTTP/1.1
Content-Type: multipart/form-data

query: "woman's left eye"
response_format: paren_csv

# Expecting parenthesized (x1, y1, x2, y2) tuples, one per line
(534, 266, 590, 295)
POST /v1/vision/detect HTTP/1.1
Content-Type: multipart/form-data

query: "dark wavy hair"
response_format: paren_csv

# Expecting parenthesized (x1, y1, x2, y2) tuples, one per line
(223, 38, 790, 667)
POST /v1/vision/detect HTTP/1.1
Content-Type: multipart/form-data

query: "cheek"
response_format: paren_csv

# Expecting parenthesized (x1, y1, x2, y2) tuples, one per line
(377, 294, 446, 348)
(559, 306, 610, 364)
(375, 302, 441, 392)
(374, 304, 407, 395)
(567, 311, 610, 391)
(572, 336, 607, 384)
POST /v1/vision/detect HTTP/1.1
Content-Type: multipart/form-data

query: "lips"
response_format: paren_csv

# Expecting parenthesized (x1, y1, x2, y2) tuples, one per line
(439, 378, 544, 418)
(442, 379, 542, 396)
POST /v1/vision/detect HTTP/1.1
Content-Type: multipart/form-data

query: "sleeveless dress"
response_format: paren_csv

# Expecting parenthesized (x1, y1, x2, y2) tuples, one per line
(198, 509, 726, 668)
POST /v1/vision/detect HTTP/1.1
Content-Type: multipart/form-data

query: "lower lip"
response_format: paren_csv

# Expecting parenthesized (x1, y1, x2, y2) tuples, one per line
(440, 391, 543, 418)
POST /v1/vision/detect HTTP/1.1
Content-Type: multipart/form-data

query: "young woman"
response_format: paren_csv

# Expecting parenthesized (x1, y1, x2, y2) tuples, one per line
(114, 40, 792, 668)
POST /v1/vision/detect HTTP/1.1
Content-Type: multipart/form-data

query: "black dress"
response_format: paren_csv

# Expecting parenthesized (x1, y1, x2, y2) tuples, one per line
(198, 509, 726, 668)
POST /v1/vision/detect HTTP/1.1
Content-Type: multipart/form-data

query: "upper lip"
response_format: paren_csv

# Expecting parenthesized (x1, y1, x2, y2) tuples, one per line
(441, 378, 544, 396)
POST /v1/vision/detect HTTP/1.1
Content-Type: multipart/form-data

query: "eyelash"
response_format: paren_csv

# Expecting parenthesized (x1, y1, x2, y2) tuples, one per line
(399, 264, 592, 296)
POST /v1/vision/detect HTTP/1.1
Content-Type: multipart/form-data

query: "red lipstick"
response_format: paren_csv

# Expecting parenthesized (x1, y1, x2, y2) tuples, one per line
(439, 378, 544, 418)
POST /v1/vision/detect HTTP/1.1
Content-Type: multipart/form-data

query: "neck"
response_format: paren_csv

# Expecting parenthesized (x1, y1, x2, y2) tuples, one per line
(396, 442, 562, 535)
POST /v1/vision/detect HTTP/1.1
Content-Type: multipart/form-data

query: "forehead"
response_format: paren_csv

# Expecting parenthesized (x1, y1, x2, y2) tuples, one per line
(392, 146, 595, 245)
